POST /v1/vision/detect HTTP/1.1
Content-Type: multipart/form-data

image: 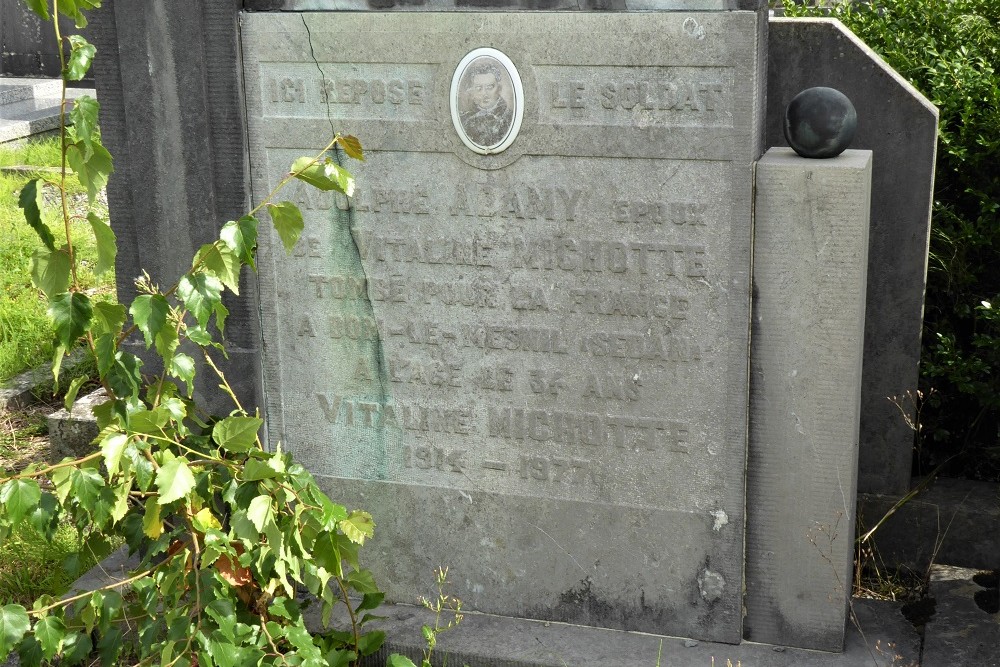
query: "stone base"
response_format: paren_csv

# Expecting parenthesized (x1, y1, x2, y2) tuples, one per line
(922, 565, 999, 667)
(344, 598, 918, 667)
(47, 388, 108, 460)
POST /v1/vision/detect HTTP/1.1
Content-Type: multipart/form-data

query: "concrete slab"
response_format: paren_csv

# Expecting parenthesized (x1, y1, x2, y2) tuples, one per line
(860, 477, 1000, 572)
(922, 565, 1000, 667)
(0, 87, 95, 143)
(0, 77, 61, 105)
(0, 349, 89, 411)
(327, 597, 920, 666)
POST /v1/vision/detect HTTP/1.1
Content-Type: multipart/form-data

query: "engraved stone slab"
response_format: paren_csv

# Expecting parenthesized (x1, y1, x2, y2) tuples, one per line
(243, 11, 764, 643)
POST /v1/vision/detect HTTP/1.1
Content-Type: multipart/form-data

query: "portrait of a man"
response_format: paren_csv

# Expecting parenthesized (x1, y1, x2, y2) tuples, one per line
(451, 50, 523, 154)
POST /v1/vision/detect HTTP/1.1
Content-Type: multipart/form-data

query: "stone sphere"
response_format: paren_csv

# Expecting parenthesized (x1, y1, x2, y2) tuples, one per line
(783, 87, 858, 159)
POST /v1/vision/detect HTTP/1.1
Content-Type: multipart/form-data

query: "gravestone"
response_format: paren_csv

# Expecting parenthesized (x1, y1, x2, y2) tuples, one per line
(243, 9, 765, 643)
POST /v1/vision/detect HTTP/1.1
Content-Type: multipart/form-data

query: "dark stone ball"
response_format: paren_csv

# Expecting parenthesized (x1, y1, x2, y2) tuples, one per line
(783, 87, 858, 159)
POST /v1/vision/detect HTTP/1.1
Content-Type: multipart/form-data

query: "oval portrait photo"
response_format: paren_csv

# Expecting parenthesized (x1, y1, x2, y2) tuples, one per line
(450, 48, 524, 155)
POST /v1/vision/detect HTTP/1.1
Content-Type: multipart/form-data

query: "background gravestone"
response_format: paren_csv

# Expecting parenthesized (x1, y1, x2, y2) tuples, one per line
(244, 9, 765, 643)
(767, 18, 938, 496)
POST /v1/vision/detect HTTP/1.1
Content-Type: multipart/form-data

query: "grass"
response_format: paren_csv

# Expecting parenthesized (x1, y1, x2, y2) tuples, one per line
(0, 133, 116, 382)
(0, 522, 101, 607)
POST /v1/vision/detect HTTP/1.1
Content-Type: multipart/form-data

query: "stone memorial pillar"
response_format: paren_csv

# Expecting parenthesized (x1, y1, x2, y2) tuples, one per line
(746, 147, 872, 650)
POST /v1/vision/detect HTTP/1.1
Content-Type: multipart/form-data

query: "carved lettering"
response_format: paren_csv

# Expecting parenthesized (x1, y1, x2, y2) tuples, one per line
(612, 200, 707, 226)
(317, 77, 425, 105)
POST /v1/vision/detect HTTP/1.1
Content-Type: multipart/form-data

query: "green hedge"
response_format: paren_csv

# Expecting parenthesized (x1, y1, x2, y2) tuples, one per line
(782, 0, 1000, 480)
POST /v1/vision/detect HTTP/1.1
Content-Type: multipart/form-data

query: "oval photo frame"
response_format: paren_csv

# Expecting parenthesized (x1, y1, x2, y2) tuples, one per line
(450, 48, 524, 155)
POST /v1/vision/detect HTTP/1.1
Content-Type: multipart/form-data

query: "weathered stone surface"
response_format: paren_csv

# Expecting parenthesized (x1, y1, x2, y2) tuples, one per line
(244, 10, 764, 643)
(768, 18, 938, 496)
(89, 0, 259, 416)
(922, 565, 1000, 667)
(48, 389, 108, 460)
(746, 148, 872, 650)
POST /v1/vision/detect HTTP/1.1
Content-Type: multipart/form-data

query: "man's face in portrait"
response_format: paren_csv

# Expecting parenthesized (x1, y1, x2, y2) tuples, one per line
(470, 71, 501, 111)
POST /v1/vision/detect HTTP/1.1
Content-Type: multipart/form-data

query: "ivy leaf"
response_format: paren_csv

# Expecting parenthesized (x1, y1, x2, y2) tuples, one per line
(0, 479, 41, 525)
(246, 496, 274, 533)
(30, 246, 71, 298)
(168, 353, 195, 397)
(142, 498, 162, 539)
(48, 292, 93, 349)
(0, 605, 29, 660)
(155, 454, 196, 505)
(290, 157, 355, 195)
(195, 243, 240, 295)
(91, 302, 126, 338)
(18, 179, 54, 251)
(87, 212, 116, 275)
(212, 416, 262, 453)
(65, 35, 96, 81)
(34, 615, 66, 661)
(221, 216, 258, 270)
(339, 510, 374, 546)
(66, 140, 113, 204)
(336, 135, 365, 161)
(129, 294, 169, 350)
(100, 432, 128, 476)
(177, 273, 226, 332)
(266, 201, 304, 254)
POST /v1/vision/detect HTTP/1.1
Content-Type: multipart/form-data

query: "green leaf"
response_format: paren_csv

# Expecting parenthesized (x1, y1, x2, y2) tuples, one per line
(195, 243, 240, 295)
(347, 569, 379, 595)
(212, 416, 262, 453)
(177, 273, 226, 331)
(242, 457, 280, 482)
(355, 592, 384, 613)
(266, 201, 304, 254)
(107, 350, 142, 400)
(336, 135, 365, 161)
(129, 294, 169, 350)
(65, 35, 96, 81)
(290, 157, 355, 195)
(0, 605, 30, 659)
(356, 629, 385, 657)
(70, 467, 105, 508)
(91, 302, 126, 338)
(220, 216, 258, 270)
(87, 212, 116, 275)
(246, 495, 274, 533)
(64, 374, 87, 411)
(24, 0, 49, 20)
(49, 291, 93, 348)
(70, 96, 100, 162)
(59, 632, 92, 666)
(30, 247, 71, 299)
(100, 432, 128, 476)
(18, 179, 54, 251)
(0, 479, 41, 525)
(339, 510, 375, 545)
(168, 353, 195, 397)
(142, 497, 162, 539)
(386, 655, 418, 667)
(66, 140, 113, 204)
(155, 453, 196, 505)
(33, 615, 66, 661)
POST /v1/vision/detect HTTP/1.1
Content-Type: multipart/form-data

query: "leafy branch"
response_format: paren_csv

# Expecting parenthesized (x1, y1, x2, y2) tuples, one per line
(1, 2, 388, 666)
